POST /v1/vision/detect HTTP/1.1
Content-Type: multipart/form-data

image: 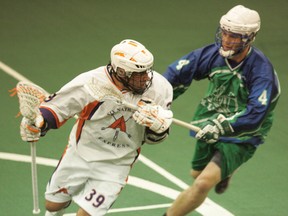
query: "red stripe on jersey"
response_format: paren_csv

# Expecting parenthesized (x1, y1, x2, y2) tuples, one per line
(76, 101, 102, 143)
(79, 100, 101, 120)
(75, 118, 85, 143)
(130, 147, 141, 168)
(125, 147, 142, 183)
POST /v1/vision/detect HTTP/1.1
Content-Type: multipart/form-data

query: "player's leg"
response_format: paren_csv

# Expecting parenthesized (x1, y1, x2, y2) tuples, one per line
(210, 150, 231, 194)
(190, 169, 202, 179)
(44, 144, 88, 215)
(76, 207, 90, 216)
(45, 200, 71, 216)
(214, 141, 257, 194)
(167, 161, 221, 216)
(165, 140, 220, 216)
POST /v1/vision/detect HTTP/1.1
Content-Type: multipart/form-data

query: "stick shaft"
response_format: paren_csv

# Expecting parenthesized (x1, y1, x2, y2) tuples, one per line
(171, 118, 200, 132)
(30, 142, 41, 214)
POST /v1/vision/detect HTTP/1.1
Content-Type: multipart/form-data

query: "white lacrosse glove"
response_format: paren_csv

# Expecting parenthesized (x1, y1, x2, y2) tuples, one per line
(133, 99, 173, 134)
(20, 115, 44, 142)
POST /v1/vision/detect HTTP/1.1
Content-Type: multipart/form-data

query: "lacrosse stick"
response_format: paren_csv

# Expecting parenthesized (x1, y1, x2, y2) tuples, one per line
(15, 81, 48, 214)
(84, 77, 200, 132)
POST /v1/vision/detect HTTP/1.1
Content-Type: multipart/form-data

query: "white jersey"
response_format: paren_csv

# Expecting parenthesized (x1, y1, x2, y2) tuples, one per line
(40, 66, 173, 165)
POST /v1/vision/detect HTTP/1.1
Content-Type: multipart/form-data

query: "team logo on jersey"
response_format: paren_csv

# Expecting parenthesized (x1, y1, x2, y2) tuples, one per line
(201, 84, 239, 114)
(101, 114, 132, 141)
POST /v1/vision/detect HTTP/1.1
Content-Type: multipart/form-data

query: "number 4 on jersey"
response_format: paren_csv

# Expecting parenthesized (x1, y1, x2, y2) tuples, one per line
(258, 90, 268, 105)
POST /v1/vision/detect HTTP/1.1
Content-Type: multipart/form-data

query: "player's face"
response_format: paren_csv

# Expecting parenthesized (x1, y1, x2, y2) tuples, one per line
(221, 29, 244, 52)
(128, 70, 152, 94)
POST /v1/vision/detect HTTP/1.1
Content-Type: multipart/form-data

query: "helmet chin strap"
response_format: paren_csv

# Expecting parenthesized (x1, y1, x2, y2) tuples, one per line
(219, 44, 249, 59)
(219, 47, 235, 58)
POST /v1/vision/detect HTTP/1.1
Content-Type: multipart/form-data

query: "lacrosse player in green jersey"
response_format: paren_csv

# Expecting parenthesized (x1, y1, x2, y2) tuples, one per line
(162, 5, 281, 216)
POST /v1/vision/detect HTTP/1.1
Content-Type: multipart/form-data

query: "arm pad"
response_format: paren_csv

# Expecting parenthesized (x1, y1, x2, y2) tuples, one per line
(144, 128, 169, 144)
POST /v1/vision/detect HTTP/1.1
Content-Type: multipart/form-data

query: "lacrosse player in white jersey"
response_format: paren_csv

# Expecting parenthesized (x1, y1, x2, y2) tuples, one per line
(20, 39, 173, 216)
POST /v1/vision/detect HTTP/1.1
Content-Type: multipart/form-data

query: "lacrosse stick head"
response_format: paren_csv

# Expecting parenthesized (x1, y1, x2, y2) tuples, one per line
(84, 77, 124, 103)
(84, 77, 139, 110)
(16, 81, 48, 120)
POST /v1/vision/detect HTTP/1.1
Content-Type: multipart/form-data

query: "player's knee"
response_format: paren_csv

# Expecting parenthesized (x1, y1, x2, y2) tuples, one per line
(193, 177, 213, 194)
(45, 200, 70, 212)
(191, 169, 201, 179)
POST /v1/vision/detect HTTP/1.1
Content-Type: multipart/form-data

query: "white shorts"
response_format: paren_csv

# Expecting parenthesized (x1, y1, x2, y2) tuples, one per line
(45, 144, 130, 215)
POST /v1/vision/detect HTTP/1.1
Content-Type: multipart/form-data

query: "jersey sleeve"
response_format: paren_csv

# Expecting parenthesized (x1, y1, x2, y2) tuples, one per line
(145, 72, 173, 110)
(39, 72, 95, 129)
(163, 44, 218, 99)
(229, 65, 281, 136)
(143, 72, 173, 143)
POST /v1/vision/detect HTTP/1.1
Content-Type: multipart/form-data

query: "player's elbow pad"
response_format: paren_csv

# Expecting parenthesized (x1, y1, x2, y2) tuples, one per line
(144, 128, 169, 144)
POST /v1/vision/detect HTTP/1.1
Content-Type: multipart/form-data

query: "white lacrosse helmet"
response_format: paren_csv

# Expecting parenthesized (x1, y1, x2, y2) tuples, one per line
(110, 39, 154, 94)
(110, 39, 154, 76)
(220, 5, 260, 36)
(216, 5, 261, 58)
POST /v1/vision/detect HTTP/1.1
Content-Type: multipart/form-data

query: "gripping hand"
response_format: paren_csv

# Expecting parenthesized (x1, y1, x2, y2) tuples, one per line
(133, 99, 173, 133)
(20, 115, 44, 142)
(195, 114, 234, 143)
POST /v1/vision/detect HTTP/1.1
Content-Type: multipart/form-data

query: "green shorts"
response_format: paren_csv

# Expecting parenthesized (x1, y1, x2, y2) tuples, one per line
(192, 140, 257, 180)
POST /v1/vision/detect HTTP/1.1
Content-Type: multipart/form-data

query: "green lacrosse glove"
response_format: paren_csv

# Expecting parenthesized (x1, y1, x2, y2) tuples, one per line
(195, 114, 234, 144)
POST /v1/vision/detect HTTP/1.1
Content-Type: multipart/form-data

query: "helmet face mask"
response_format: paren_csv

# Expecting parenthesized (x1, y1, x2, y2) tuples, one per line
(127, 69, 153, 95)
(215, 5, 260, 58)
(215, 27, 255, 58)
(114, 67, 153, 95)
(110, 39, 154, 94)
